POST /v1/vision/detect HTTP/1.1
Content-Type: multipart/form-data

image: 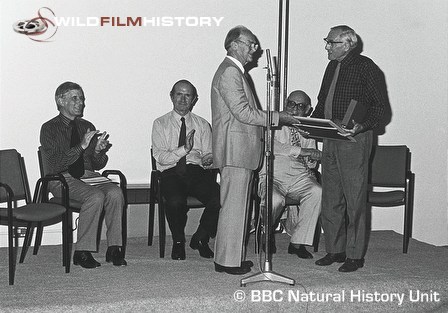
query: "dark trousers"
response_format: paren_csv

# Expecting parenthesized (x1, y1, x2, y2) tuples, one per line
(160, 164, 220, 243)
(321, 130, 372, 259)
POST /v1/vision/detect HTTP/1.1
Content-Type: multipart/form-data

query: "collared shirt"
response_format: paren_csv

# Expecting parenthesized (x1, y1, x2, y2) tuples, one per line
(152, 110, 213, 172)
(312, 51, 386, 130)
(226, 55, 245, 73)
(40, 113, 108, 175)
(259, 126, 318, 176)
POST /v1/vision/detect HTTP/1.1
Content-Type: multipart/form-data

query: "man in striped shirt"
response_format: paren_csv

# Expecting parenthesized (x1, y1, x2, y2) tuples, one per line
(40, 81, 126, 269)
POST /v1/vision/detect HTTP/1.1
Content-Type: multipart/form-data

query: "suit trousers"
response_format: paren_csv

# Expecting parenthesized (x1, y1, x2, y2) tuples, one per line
(320, 131, 372, 259)
(50, 170, 124, 251)
(259, 166, 321, 246)
(214, 166, 253, 267)
(160, 164, 220, 243)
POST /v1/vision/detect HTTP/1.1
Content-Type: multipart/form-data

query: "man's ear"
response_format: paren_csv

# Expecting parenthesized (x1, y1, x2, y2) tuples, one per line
(56, 97, 64, 107)
(305, 105, 313, 117)
(192, 95, 198, 106)
(230, 40, 239, 51)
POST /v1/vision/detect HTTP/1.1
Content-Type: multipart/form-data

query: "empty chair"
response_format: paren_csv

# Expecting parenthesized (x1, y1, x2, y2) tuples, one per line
(0, 149, 70, 285)
(368, 145, 415, 253)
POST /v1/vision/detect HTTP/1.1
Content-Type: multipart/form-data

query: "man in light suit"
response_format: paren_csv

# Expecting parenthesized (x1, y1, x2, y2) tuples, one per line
(211, 25, 299, 275)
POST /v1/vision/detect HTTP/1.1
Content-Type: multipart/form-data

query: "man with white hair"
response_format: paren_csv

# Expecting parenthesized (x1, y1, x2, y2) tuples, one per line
(312, 25, 386, 272)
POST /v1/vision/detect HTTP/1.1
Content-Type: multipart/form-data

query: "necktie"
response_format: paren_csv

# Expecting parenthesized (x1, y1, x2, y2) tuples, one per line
(176, 117, 187, 175)
(324, 62, 341, 119)
(289, 127, 301, 147)
(290, 127, 307, 166)
(68, 120, 85, 179)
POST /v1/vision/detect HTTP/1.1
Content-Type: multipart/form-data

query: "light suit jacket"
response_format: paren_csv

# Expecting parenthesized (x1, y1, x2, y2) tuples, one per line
(211, 57, 279, 170)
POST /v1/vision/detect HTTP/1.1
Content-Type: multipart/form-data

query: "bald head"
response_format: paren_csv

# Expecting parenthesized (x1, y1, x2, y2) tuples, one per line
(288, 90, 310, 104)
(286, 90, 312, 117)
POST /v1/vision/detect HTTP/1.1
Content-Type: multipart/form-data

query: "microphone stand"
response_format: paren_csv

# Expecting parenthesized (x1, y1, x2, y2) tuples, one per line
(241, 49, 295, 287)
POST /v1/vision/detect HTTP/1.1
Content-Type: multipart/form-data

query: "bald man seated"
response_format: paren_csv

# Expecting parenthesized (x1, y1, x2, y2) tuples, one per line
(152, 80, 220, 261)
(258, 90, 322, 259)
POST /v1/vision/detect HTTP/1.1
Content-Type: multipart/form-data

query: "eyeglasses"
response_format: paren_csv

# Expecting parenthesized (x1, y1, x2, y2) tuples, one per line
(323, 38, 344, 46)
(235, 39, 259, 51)
(286, 100, 309, 110)
(61, 93, 85, 102)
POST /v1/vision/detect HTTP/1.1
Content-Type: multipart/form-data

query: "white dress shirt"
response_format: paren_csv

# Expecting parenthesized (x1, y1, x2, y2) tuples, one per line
(152, 110, 213, 172)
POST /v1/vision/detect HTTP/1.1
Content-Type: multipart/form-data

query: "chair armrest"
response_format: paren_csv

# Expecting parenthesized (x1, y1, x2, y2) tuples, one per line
(102, 170, 127, 186)
(0, 182, 14, 221)
(34, 174, 69, 207)
(102, 170, 127, 205)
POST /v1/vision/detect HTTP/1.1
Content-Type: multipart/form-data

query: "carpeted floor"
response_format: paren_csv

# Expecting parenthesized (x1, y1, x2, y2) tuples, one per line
(0, 230, 447, 313)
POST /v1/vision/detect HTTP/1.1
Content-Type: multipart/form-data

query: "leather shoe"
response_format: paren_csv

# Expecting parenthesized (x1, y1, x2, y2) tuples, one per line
(190, 236, 214, 258)
(338, 258, 364, 272)
(315, 252, 346, 266)
(288, 243, 313, 259)
(106, 246, 127, 266)
(171, 242, 186, 260)
(241, 260, 254, 268)
(73, 250, 100, 269)
(214, 262, 251, 275)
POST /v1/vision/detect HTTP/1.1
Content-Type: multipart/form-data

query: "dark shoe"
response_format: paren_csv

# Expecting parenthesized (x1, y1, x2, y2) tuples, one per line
(241, 260, 254, 268)
(338, 258, 364, 272)
(106, 246, 127, 266)
(315, 252, 346, 266)
(214, 262, 251, 275)
(288, 243, 313, 259)
(73, 251, 100, 269)
(171, 242, 186, 260)
(190, 235, 214, 258)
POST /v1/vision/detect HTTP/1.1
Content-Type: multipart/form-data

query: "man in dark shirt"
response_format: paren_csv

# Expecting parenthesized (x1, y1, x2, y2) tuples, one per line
(312, 25, 386, 272)
(40, 81, 126, 269)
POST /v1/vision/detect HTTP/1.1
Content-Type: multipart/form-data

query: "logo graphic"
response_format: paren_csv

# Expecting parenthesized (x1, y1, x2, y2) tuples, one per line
(13, 7, 58, 42)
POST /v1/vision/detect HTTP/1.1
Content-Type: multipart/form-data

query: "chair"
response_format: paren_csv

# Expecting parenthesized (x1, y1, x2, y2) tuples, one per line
(147, 148, 218, 258)
(368, 145, 415, 253)
(37, 147, 128, 257)
(0, 149, 70, 285)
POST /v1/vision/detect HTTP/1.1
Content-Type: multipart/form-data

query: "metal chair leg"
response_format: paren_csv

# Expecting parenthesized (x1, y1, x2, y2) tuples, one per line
(19, 224, 34, 263)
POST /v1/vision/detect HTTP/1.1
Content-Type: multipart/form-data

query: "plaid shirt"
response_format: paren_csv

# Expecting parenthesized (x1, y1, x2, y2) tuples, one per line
(313, 51, 386, 130)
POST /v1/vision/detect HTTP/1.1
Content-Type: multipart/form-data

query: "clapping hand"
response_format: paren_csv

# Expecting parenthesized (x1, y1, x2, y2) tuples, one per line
(81, 128, 99, 149)
(201, 154, 213, 168)
(95, 131, 110, 153)
(184, 129, 195, 153)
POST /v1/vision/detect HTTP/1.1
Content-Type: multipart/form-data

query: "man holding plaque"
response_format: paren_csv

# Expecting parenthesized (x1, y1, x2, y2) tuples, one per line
(312, 25, 386, 272)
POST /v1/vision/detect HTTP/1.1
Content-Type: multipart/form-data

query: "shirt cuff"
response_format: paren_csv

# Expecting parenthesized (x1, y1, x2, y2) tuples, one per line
(174, 146, 188, 158)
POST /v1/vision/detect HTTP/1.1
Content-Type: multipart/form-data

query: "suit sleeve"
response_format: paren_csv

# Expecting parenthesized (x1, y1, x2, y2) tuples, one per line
(219, 66, 279, 126)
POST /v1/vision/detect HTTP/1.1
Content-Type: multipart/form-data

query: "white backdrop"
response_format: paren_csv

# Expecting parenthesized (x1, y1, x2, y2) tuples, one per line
(1, 0, 447, 246)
